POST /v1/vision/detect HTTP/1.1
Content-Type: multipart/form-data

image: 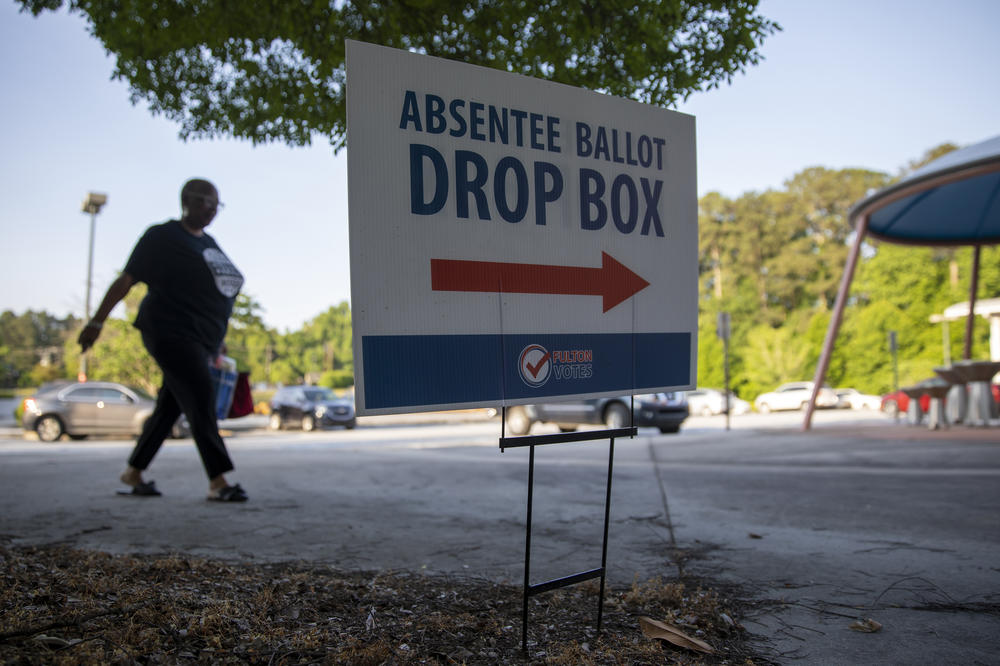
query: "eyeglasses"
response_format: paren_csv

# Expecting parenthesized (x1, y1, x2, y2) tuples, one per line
(188, 194, 224, 210)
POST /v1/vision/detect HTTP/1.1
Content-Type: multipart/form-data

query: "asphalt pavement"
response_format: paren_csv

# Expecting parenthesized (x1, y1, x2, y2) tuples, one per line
(1, 410, 998, 664)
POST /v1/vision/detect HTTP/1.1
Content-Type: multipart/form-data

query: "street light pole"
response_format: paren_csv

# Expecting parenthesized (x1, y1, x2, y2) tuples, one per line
(888, 330, 899, 424)
(80, 192, 108, 381)
(717, 312, 732, 431)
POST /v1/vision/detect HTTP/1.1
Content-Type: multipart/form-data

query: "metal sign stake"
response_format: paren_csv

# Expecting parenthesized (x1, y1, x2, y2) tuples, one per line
(500, 423, 634, 652)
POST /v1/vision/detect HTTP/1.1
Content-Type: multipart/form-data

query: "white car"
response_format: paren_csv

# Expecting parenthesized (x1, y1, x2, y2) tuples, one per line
(754, 382, 839, 413)
(834, 388, 882, 410)
(685, 388, 751, 416)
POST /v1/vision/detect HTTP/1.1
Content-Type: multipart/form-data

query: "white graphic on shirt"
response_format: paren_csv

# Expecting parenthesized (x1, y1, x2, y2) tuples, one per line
(202, 248, 244, 297)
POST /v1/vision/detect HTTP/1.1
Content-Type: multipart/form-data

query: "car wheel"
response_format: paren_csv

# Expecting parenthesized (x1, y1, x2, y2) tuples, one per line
(659, 425, 680, 434)
(68, 434, 88, 441)
(35, 415, 64, 442)
(700, 406, 714, 417)
(345, 420, 356, 430)
(883, 400, 899, 416)
(506, 407, 532, 436)
(301, 414, 316, 432)
(800, 401, 810, 411)
(269, 412, 283, 430)
(758, 402, 771, 414)
(558, 425, 578, 433)
(604, 402, 629, 429)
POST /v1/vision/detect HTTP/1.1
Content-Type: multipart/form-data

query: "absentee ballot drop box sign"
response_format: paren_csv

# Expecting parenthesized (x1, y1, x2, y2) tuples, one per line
(347, 40, 697, 415)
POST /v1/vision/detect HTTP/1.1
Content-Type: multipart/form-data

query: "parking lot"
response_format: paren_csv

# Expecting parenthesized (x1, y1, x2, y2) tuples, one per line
(1, 406, 998, 663)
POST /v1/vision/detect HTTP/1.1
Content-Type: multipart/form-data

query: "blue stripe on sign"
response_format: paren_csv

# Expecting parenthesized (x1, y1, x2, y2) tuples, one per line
(362, 332, 690, 411)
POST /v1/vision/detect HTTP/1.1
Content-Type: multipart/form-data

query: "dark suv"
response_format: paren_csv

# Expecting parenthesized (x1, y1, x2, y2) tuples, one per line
(504, 392, 688, 436)
(268, 386, 356, 431)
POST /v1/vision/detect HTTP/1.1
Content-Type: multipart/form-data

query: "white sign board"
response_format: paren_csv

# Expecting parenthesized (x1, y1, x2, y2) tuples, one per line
(347, 40, 697, 415)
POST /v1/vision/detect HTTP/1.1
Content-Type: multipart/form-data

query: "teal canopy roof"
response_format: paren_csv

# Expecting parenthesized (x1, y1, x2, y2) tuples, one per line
(851, 135, 1000, 245)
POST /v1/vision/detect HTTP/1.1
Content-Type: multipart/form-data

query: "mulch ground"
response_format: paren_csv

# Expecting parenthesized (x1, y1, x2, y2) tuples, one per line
(1, 545, 766, 664)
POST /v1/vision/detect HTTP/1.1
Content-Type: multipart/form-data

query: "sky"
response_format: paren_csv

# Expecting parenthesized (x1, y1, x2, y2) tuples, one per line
(1, 0, 997, 332)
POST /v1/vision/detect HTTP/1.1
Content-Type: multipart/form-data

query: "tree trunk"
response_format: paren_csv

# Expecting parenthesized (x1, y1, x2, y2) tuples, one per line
(711, 246, 723, 299)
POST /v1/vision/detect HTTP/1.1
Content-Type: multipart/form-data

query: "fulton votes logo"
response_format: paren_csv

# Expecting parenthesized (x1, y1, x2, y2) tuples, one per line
(518, 344, 594, 388)
(518, 344, 551, 387)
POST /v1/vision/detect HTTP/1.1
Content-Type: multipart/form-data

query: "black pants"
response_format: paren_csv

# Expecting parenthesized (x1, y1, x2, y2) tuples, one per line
(128, 331, 234, 480)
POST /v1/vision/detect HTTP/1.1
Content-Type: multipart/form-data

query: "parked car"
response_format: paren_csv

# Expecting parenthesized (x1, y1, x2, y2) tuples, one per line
(834, 388, 882, 410)
(20, 381, 187, 442)
(753, 381, 839, 413)
(684, 388, 751, 416)
(268, 385, 356, 431)
(504, 392, 688, 436)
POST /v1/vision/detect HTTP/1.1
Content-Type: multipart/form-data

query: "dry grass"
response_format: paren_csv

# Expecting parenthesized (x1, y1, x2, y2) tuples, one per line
(1, 545, 764, 664)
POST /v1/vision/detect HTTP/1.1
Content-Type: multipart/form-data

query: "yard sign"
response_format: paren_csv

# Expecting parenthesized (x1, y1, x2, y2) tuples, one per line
(347, 40, 697, 415)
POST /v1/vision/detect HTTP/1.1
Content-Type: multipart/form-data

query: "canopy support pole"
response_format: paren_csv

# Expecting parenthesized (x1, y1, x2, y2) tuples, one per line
(963, 244, 981, 360)
(942, 320, 952, 365)
(804, 215, 869, 430)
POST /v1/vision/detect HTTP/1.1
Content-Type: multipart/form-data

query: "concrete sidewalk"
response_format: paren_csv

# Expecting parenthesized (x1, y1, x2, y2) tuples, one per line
(1, 420, 998, 663)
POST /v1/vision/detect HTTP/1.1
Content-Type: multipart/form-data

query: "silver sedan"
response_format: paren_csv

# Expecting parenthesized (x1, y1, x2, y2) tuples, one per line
(21, 381, 186, 442)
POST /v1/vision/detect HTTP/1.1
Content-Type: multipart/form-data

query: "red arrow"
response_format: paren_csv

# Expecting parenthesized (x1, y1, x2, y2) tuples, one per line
(431, 252, 650, 313)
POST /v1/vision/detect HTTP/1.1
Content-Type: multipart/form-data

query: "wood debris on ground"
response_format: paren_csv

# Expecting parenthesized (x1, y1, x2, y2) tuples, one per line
(1, 545, 764, 664)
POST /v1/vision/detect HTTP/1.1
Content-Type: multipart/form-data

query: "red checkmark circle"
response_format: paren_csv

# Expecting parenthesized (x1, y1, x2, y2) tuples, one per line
(519, 344, 551, 387)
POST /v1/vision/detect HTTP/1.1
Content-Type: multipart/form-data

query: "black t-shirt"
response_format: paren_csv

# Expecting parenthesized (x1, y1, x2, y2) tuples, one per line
(124, 220, 244, 353)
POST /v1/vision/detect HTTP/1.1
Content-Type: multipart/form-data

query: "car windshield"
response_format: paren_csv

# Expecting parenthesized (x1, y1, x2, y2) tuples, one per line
(36, 381, 73, 395)
(130, 386, 155, 400)
(303, 388, 337, 401)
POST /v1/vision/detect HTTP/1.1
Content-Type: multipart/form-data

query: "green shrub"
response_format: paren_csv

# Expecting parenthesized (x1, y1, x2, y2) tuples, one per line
(319, 370, 354, 390)
(253, 389, 276, 405)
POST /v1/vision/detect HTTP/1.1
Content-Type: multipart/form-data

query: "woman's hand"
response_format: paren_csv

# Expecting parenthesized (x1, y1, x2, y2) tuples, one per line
(78, 273, 135, 354)
(78, 323, 101, 352)
(214, 342, 229, 368)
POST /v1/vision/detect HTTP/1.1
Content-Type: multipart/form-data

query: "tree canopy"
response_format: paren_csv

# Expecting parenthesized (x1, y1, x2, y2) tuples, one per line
(694, 142, 1000, 400)
(0, 310, 79, 387)
(18, 0, 779, 149)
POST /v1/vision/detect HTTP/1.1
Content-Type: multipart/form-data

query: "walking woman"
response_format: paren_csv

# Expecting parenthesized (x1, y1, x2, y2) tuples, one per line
(78, 178, 248, 501)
